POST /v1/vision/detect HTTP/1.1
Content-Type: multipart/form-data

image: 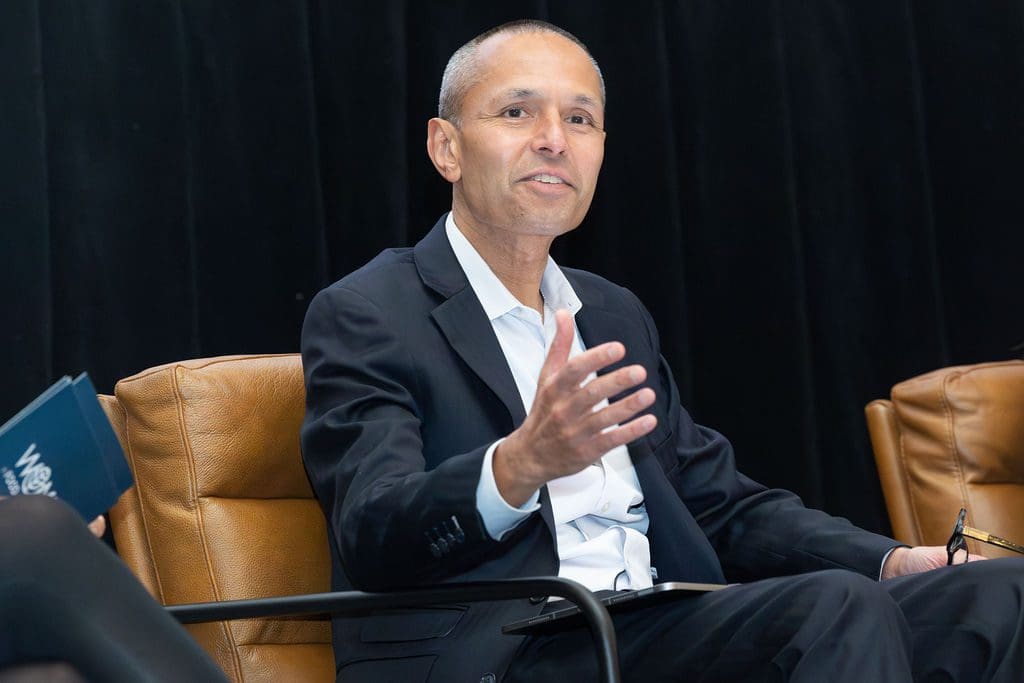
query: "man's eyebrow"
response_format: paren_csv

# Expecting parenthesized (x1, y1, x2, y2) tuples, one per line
(491, 89, 602, 111)
(573, 94, 601, 109)
(493, 88, 538, 102)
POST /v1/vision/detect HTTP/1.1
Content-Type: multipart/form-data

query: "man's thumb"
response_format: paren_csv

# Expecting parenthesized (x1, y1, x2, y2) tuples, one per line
(539, 309, 574, 379)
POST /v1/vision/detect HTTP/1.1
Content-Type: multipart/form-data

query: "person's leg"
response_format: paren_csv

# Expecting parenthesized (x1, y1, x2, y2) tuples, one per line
(506, 569, 914, 683)
(0, 662, 85, 683)
(885, 557, 1024, 682)
(0, 495, 227, 682)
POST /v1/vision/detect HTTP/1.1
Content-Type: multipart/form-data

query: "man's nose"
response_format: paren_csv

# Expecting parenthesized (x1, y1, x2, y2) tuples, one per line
(531, 112, 567, 157)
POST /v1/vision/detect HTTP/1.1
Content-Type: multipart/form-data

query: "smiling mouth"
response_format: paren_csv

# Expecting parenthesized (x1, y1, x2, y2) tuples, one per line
(524, 173, 572, 188)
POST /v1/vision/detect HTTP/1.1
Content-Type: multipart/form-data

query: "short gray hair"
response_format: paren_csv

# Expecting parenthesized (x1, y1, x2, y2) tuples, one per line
(438, 20, 606, 127)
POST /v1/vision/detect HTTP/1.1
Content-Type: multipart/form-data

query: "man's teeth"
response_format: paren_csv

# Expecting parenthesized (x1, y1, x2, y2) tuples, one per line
(531, 174, 565, 184)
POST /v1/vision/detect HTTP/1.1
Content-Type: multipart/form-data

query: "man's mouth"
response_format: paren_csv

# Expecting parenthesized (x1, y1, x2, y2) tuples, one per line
(529, 174, 566, 185)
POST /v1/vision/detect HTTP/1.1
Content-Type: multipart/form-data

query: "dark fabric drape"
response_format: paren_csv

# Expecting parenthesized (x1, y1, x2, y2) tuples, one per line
(2, 0, 1022, 535)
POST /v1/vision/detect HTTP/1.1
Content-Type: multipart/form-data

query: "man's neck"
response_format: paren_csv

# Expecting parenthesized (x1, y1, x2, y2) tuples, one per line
(450, 209, 552, 314)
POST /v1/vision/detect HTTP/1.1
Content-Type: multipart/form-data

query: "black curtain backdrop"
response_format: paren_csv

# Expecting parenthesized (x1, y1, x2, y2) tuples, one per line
(2, 1, 1022, 536)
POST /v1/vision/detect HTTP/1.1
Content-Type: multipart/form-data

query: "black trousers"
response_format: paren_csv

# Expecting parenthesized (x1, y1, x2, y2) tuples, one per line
(507, 560, 1024, 682)
(5, 494, 1023, 682)
(0, 495, 227, 682)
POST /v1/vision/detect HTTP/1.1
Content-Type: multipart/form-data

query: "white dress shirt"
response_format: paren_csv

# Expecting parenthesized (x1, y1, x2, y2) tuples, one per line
(445, 214, 655, 593)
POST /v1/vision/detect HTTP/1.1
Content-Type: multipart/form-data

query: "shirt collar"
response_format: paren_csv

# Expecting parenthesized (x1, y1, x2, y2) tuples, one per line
(445, 212, 583, 321)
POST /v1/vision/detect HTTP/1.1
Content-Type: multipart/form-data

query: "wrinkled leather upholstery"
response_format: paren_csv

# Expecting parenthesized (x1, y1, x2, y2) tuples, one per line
(100, 354, 334, 682)
(866, 360, 1024, 557)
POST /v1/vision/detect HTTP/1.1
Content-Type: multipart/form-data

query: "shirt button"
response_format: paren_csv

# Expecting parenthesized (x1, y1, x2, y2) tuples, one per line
(600, 502, 610, 513)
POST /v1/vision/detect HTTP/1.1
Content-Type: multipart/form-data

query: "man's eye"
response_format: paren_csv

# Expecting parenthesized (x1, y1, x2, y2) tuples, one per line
(568, 114, 592, 125)
(503, 108, 524, 118)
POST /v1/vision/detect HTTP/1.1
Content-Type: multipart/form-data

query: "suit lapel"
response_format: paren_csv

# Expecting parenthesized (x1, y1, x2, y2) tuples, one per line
(573, 287, 656, 466)
(430, 291, 526, 426)
(573, 282, 725, 582)
(415, 217, 527, 428)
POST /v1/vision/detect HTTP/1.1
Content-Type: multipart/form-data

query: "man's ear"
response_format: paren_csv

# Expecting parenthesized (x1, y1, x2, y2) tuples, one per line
(426, 118, 462, 183)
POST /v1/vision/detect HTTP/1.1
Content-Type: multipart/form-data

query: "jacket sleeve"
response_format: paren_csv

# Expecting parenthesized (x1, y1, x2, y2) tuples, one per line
(300, 285, 502, 590)
(628, 290, 898, 581)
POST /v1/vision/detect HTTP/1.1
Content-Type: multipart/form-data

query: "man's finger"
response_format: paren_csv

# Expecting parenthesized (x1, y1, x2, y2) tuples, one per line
(88, 515, 106, 538)
(565, 364, 647, 415)
(538, 309, 576, 382)
(581, 387, 656, 435)
(550, 342, 627, 395)
(583, 413, 658, 457)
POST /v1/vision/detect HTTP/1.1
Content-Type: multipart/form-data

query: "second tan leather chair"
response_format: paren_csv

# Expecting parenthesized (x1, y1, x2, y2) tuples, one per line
(866, 360, 1024, 557)
(101, 354, 334, 683)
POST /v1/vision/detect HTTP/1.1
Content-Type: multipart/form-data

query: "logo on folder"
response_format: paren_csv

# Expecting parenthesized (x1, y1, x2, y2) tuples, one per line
(2, 443, 56, 497)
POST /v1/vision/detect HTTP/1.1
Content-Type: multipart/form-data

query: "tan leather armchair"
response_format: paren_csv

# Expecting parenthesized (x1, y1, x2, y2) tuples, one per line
(98, 354, 620, 682)
(866, 360, 1024, 557)
(100, 354, 333, 682)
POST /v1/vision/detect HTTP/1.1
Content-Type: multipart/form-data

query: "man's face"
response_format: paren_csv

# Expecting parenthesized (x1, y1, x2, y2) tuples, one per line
(446, 31, 606, 240)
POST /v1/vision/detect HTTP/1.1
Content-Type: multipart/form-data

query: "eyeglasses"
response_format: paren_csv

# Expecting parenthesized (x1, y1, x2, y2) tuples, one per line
(946, 508, 1024, 566)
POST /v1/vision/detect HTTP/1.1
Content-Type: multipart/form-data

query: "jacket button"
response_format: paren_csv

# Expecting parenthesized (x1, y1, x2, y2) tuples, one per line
(528, 595, 546, 605)
(480, 674, 496, 683)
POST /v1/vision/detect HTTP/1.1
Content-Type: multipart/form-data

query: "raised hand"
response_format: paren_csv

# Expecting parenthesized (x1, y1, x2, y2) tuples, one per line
(493, 309, 657, 506)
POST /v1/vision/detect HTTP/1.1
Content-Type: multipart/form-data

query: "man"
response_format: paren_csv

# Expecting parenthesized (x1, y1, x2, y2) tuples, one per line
(301, 20, 1024, 682)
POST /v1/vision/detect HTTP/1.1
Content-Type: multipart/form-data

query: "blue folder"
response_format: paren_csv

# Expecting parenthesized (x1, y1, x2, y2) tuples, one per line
(0, 373, 133, 520)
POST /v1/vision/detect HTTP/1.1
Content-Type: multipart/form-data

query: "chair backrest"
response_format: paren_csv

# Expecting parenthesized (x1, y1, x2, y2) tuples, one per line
(99, 354, 333, 682)
(866, 360, 1024, 556)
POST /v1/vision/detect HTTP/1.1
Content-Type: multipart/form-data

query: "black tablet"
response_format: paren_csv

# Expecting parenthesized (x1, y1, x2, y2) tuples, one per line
(502, 581, 730, 636)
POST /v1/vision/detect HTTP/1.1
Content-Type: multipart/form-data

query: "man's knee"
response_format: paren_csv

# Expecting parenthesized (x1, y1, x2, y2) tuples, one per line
(948, 557, 1024, 611)
(786, 568, 908, 633)
(962, 556, 1024, 585)
(796, 568, 894, 607)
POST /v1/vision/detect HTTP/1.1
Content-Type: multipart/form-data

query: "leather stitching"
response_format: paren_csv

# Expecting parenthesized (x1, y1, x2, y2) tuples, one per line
(942, 371, 974, 549)
(173, 364, 245, 682)
(117, 396, 168, 603)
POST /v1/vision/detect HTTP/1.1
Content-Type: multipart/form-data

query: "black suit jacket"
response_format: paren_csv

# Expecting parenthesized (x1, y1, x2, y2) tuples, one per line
(300, 215, 898, 682)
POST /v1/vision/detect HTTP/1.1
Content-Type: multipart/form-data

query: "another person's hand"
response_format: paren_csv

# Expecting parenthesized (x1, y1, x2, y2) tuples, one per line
(87, 514, 106, 538)
(494, 309, 657, 506)
(881, 545, 986, 579)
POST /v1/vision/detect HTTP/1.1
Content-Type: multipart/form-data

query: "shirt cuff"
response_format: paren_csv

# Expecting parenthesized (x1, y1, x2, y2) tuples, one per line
(878, 545, 908, 580)
(476, 438, 541, 540)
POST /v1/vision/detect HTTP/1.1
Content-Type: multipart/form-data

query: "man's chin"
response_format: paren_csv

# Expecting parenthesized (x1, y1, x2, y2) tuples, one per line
(512, 205, 588, 237)
(513, 218, 582, 238)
